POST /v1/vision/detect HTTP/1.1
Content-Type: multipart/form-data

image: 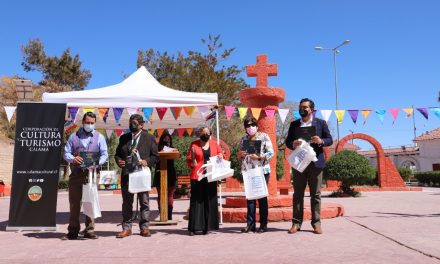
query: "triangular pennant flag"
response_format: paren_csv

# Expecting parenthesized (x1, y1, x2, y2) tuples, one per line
(105, 129, 113, 139)
(197, 106, 210, 119)
(167, 128, 175, 136)
(250, 108, 262, 119)
(156, 107, 168, 121)
(170, 107, 183, 120)
(98, 108, 109, 123)
(334, 110, 345, 124)
(238, 107, 248, 120)
(320, 110, 332, 123)
(264, 108, 275, 120)
(82, 107, 95, 114)
(142, 108, 153, 121)
(183, 106, 196, 117)
(127, 107, 138, 116)
(375, 109, 386, 124)
(361, 110, 372, 125)
(4, 106, 16, 122)
(186, 128, 194, 136)
(115, 128, 124, 137)
(113, 108, 124, 124)
(430, 107, 440, 119)
(291, 110, 300, 121)
(177, 128, 185, 138)
(402, 108, 413, 118)
(278, 109, 289, 124)
(68, 107, 79, 121)
(347, 110, 359, 124)
(96, 129, 106, 136)
(389, 108, 400, 124)
(148, 129, 155, 135)
(156, 128, 164, 138)
(225, 106, 235, 120)
(416, 107, 429, 120)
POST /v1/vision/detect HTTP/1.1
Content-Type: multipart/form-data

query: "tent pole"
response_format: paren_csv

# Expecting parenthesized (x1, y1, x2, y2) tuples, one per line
(215, 108, 223, 225)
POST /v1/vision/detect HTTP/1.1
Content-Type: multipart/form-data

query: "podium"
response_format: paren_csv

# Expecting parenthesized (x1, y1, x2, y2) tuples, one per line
(151, 151, 180, 225)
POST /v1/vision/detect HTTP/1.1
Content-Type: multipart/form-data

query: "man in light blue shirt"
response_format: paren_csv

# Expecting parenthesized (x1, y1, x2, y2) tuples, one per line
(62, 112, 108, 240)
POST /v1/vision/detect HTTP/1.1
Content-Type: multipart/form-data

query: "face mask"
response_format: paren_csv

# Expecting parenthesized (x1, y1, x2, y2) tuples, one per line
(164, 141, 171, 147)
(299, 109, 309, 118)
(83, 124, 95, 133)
(246, 126, 258, 136)
(129, 123, 139, 133)
(200, 134, 210, 142)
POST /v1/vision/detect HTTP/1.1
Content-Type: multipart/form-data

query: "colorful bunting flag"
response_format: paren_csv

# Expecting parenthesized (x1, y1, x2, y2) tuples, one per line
(197, 106, 211, 119)
(251, 108, 262, 119)
(4, 106, 16, 122)
(334, 110, 345, 124)
(430, 107, 440, 119)
(167, 128, 175, 136)
(361, 110, 372, 125)
(170, 107, 183, 120)
(416, 107, 429, 120)
(127, 107, 138, 116)
(148, 129, 155, 135)
(115, 128, 124, 137)
(186, 128, 194, 136)
(347, 110, 359, 124)
(82, 107, 95, 114)
(177, 128, 185, 138)
(98, 108, 109, 123)
(113, 108, 124, 124)
(156, 128, 164, 138)
(68, 107, 79, 121)
(105, 129, 113, 139)
(291, 110, 300, 121)
(225, 106, 235, 120)
(320, 110, 332, 123)
(156, 107, 168, 121)
(389, 108, 400, 124)
(402, 108, 413, 118)
(264, 108, 275, 120)
(238, 107, 248, 120)
(375, 109, 386, 124)
(142, 108, 153, 121)
(183, 106, 196, 117)
(278, 109, 289, 124)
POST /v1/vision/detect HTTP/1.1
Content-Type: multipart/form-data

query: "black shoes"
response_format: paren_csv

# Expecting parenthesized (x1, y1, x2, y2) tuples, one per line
(61, 233, 78, 240)
(257, 226, 268, 233)
(83, 232, 98, 239)
(241, 225, 256, 233)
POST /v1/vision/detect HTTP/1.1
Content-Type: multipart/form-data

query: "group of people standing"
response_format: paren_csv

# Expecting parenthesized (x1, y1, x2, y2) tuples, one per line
(62, 97, 332, 240)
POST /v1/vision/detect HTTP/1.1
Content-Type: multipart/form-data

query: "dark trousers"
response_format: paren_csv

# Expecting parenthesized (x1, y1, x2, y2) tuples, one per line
(247, 173, 270, 228)
(121, 184, 150, 230)
(68, 173, 94, 235)
(292, 163, 322, 228)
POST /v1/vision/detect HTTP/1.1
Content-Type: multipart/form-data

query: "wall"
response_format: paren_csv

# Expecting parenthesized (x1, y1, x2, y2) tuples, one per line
(0, 136, 14, 184)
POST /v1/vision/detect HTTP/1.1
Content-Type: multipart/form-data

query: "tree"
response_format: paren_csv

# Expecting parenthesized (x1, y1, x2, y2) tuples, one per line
(324, 150, 375, 197)
(21, 38, 91, 91)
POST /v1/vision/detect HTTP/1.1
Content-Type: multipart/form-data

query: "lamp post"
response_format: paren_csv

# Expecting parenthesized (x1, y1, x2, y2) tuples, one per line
(315, 40, 350, 142)
(14, 79, 34, 101)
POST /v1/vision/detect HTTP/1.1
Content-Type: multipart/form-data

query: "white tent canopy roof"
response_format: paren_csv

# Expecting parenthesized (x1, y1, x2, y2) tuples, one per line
(42, 66, 218, 129)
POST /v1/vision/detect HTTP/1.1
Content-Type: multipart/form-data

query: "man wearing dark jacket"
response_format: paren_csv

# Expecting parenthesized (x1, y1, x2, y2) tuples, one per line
(115, 114, 159, 238)
(285, 98, 333, 235)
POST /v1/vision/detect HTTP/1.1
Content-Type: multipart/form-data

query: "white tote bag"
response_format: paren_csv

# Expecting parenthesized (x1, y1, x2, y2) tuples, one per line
(196, 157, 234, 182)
(242, 161, 268, 200)
(98, 170, 118, 185)
(287, 139, 318, 173)
(128, 167, 152, 193)
(82, 168, 102, 219)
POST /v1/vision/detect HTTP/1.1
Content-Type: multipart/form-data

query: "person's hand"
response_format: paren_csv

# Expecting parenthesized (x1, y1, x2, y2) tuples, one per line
(190, 160, 197, 168)
(311, 136, 323, 145)
(117, 160, 125, 168)
(73, 156, 83, 166)
(237, 150, 246, 160)
(249, 154, 259, 160)
(217, 153, 224, 160)
(293, 140, 302, 148)
(139, 159, 148, 167)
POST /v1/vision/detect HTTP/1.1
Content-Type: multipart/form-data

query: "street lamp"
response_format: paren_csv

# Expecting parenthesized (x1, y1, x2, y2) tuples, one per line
(14, 79, 34, 101)
(315, 39, 350, 142)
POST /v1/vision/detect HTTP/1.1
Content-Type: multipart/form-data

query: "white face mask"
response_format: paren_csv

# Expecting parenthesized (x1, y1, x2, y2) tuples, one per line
(83, 124, 95, 133)
(246, 126, 258, 136)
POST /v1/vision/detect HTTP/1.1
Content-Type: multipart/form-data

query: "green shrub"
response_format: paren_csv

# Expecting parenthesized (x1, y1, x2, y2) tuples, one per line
(230, 145, 243, 182)
(58, 180, 69, 190)
(414, 171, 440, 186)
(172, 136, 194, 176)
(397, 167, 412, 182)
(276, 149, 285, 181)
(324, 150, 376, 196)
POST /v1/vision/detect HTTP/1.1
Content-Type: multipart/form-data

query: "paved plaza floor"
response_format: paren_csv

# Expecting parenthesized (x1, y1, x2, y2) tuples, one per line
(1, 188, 439, 264)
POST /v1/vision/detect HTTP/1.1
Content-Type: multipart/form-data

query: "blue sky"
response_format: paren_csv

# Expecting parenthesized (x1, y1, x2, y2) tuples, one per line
(1, 0, 439, 150)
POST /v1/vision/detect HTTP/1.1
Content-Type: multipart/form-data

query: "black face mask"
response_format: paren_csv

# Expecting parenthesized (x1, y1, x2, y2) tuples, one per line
(200, 134, 210, 142)
(299, 109, 309, 118)
(130, 123, 139, 133)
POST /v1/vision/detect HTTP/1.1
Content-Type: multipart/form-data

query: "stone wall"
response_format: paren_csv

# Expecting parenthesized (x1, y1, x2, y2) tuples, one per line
(0, 136, 14, 184)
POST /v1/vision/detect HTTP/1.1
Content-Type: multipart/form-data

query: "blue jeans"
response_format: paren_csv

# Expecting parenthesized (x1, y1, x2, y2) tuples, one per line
(246, 173, 270, 228)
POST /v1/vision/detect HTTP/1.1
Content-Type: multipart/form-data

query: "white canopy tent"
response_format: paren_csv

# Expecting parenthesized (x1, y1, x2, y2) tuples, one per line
(42, 66, 218, 129)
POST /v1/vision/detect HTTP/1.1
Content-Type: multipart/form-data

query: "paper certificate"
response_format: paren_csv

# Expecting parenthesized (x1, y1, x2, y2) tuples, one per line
(79, 152, 100, 168)
(295, 126, 316, 142)
(242, 140, 262, 155)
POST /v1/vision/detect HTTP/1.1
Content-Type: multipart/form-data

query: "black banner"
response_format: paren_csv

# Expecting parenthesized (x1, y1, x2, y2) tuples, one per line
(7, 103, 66, 231)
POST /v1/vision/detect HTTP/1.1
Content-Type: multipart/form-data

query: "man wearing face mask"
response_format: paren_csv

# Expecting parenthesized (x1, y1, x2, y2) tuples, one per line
(237, 116, 274, 233)
(63, 112, 108, 240)
(285, 98, 333, 235)
(115, 114, 159, 238)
